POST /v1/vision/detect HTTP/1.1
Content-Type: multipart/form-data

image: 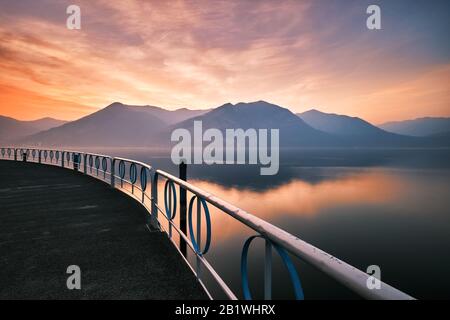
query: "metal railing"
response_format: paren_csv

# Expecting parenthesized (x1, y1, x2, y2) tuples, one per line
(0, 146, 415, 300)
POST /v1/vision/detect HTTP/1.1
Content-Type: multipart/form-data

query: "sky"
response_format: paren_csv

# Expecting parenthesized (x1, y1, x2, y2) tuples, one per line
(0, 0, 449, 123)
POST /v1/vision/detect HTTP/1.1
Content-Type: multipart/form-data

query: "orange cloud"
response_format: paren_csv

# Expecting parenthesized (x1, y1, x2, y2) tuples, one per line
(0, 82, 94, 120)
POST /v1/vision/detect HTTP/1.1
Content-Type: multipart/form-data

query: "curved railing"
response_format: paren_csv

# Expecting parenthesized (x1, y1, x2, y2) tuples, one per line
(0, 146, 415, 300)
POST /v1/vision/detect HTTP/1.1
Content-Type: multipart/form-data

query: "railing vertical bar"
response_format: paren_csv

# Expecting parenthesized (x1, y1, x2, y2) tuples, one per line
(196, 196, 201, 280)
(169, 182, 172, 239)
(264, 239, 272, 300)
(179, 162, 187, 257)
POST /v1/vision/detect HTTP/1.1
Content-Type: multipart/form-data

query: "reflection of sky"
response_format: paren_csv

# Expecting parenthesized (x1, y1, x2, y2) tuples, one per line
(157, 165, 450, 299)
(189, 167, 449, 238)
(0, 0, 449, 122)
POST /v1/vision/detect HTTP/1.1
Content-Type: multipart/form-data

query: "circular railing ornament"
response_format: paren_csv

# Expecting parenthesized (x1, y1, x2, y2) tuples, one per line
(66, 152, 71, 162)
(7, 148, 11, 157)
(1, 148, 5, 156)
(140, 167, 148, 192)
(55, 151, 60, 161)
(95, 156, 100, 175)
(188, 195, 211, 255)
(130, 163, 137, 184)
(49, 151, 54, 161)
(32, 149, 36, 158)
(241, 235, 304, 300)
(102, 157, 108, 177)
(164, 180, 177, 220)
(44, 150, 48, 160)
(119, 160, 125, 179)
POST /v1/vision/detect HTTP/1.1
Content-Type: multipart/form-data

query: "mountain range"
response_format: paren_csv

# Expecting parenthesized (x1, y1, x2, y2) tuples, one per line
(379, 117, 450, 137)
(0, 116, 66, 143)
(20, 102, 206, 147)
(296, 109, 433, 147)
(171, 101, 337, 147)
(1, 101, 448, 148)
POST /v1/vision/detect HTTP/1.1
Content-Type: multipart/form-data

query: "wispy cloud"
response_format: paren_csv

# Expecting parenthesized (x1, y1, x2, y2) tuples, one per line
(0, 0, 448, 121)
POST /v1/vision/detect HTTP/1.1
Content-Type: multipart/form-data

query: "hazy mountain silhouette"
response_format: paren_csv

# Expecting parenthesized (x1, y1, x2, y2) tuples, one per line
(168, 101, 339, 147)
(124, 105, 209, 125)
(425, 130, 450, 146)
(298, 109, 386, 135)
(0, 116, 67, 143)
(13, 101, 450, 148)
(380, 117, 450, 137)
(22, 103, 162, 147)
(21, 102, 210, 147)
(297, 109, 422, 147)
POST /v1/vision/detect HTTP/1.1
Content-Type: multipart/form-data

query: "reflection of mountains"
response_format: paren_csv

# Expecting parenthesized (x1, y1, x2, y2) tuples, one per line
(8, 100, 450, 148)
(181, 148, 450, 190)
(89, 148, 450, 191)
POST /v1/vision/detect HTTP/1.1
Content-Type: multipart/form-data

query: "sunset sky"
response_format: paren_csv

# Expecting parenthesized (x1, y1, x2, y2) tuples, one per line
(0, 0, 449, 123)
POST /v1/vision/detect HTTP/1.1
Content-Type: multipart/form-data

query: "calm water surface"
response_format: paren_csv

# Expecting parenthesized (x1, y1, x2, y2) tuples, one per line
(86, 148, 450, 299)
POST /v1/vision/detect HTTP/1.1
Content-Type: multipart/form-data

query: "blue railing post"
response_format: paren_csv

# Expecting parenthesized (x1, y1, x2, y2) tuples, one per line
(14, 148, 17, 161)
(264, 239, 272, 300)
(196, 196, 202, 279)
(179, 162, 187, 257)
(61, 151, 65, 167)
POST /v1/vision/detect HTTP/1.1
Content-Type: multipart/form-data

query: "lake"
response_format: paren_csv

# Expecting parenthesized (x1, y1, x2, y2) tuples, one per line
(82, 147, 450, 299)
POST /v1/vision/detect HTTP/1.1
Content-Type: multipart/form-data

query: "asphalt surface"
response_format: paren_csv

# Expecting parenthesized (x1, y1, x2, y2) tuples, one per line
(0, 160, 207, 299)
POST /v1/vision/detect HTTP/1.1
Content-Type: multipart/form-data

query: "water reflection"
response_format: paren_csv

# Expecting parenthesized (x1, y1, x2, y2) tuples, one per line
(193, 170, 402, 219)
(79, 147, 450, 299)
(159, 167, 450, 299)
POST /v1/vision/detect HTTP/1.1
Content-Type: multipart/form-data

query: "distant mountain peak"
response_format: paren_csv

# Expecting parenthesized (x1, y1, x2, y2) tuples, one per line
(217, 102, 234, 108)
(300, 109, 364, 120)
(303, 108, 323, 114)
(237, 100, 279, 107)
(107, 102, 125, 107)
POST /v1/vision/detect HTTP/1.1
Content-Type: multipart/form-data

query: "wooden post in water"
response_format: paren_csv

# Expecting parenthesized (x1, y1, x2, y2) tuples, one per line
(179, 161, 187, 257)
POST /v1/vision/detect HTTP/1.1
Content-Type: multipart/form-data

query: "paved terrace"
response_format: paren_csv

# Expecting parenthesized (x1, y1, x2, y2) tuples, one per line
(0, 160, 206, 299)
